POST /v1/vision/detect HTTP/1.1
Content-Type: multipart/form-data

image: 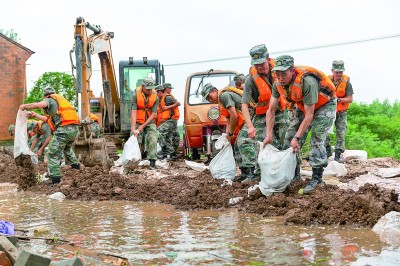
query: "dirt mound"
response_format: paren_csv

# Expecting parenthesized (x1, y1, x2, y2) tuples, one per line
(1, 148, 399, 227)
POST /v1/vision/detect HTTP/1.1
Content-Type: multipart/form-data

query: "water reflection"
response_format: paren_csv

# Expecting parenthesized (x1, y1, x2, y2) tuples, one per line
(1, 183, 399, 265)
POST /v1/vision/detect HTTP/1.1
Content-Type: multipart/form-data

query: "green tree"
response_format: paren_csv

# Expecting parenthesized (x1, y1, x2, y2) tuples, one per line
(0, 28, 21, 43)
(25, 72, 76, 114)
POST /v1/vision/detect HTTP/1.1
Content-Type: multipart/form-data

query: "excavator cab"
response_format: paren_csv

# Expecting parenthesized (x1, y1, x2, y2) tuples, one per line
(119, 58, 165, 133)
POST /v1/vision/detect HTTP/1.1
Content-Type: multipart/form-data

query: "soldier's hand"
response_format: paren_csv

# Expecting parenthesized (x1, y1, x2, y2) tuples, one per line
(290, 138, 300, 153)
(263, 134, 273, 148)
(138, 125, 144, 133)
(247, 126, 256, 139)
(226, 134, 232, 143)
(37, 149, 43, 157)
(132, 129, 139, 137)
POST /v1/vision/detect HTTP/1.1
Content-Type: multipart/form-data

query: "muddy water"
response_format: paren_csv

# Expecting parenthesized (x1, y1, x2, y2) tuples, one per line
(1, 183, 399, 265)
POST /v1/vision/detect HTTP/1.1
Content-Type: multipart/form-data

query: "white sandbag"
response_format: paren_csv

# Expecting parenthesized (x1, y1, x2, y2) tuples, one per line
(121, 135, 141, 168)
(185, 160, 208, 172)
(373, 168, 400, 178)
(214, 133, 227, 150)
(258, 143, 296, 196)
(372, 211, 400, 245)
(13, 110, 37, 163)
(323, 161, 347, 177)
(342, 150, 368, 161)
(209, 135, 236, 180)
(48, 192, 66, 201)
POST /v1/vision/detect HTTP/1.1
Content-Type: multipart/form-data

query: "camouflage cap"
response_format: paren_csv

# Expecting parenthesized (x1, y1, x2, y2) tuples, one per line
(8, 124, 15, 133)
(249, 44, 268, 65)
(234, 73, 246, 82)
(43, 87, 56, 96)
(272, 55, 294, 71)
(200, 83, 216, 101)
(332, 60, 345, 71)
(142, 77, 155, 90)
(155, 84, 164, 91)
(163, 83, 174, 89)
(27, 121, 37, 131)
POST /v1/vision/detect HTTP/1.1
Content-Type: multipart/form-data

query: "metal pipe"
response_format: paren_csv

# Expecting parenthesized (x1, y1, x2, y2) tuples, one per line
(206, 135, 212, 155)
(85, 22, 101, 34)
(78, 93, 82, 120)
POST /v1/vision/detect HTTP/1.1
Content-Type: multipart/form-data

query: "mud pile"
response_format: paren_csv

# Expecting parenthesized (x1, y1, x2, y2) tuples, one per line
(1, 148, 399, 227)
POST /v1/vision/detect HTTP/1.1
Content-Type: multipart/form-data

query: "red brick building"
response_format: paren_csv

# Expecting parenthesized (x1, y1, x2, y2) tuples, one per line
(0, 33, 34, 140)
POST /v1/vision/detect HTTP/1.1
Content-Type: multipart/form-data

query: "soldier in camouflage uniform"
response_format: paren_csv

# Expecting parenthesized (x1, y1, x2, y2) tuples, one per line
(28, 113, 52, 162)
(325, 60, 354, 162)
(20, 87, 80, 184)
(155, 84, 180, 161)
(8, 124, 15, 136)
(234, 74, 246, 90)
(264, 55, 337, 194)
(131, 78, 159, 169)
(237, 44, 288, 182)
(90, 113, 101, 138)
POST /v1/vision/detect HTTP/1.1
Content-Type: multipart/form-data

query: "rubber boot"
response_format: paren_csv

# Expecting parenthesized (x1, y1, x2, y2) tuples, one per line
(241, 168, 257, 183)
(50, 175, 62, 185)
(71, 163, 80, 170)
(149, 159, 157, 169)
(293, 165, 301, 180)
(303, 167, 324, 194)
(334, 150, 341, 162)
(168, 152, 178, 161)
(326, 145, 332, 158)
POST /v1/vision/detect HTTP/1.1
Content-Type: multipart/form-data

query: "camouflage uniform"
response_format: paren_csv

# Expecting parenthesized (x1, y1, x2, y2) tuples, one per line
(272, 55, 337, 194)
(48, 125, 79, 176)
(132, 79, 159, 161)
(90, 122, 101, 138)
(32, 135, 46, 161)
(42, 92, 79, 178)
(325, 60, 354, 159)
(236, 44, 281, 176)
(158, 120, 179, 155)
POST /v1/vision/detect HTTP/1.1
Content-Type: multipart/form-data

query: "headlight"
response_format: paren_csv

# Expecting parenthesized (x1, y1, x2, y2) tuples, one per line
(207, 107, 220, 121)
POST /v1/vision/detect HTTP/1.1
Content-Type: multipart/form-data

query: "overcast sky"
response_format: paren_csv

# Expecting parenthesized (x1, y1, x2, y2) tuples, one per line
(2, 0, 400, 109)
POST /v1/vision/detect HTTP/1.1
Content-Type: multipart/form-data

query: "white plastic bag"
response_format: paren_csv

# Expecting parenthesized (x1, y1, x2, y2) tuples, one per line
(209, 135, 236, 180)
(13, 110, 37, 163)
(257, 143, 296, 196)
(323, 161, 347, 177)
(121, 135, 141, 168)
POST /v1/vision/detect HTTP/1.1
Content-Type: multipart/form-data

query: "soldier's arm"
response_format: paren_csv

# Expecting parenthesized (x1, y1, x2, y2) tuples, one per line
(30, 137, 39, 151)
(226, 106, 238, 135)
(38, 136, 52, 154)
(20, 101, 48, 110)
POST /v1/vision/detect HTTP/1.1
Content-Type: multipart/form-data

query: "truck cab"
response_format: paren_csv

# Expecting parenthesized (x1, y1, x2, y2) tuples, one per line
(183, 69, 238, 160)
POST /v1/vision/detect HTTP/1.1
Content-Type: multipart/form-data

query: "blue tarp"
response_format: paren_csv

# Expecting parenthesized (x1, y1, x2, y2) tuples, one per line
(0, 221, 15, 235)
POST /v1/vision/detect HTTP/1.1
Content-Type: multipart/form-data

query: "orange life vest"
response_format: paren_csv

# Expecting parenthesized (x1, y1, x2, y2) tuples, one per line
(329, 74, 350, 112)
(249, 58, 276, 115)
(45, 94, 79, 131)
(136, 88, 157, 124)
(218, 86, 245, 135)
(90, 113, 99, 123)
(276, 66, 336, 113)
(158, 93, 180, 125)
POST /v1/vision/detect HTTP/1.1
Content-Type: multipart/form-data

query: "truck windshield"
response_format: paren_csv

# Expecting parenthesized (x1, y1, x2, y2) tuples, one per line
(188, 73, 236, 105)
(123, 66, 156, 91)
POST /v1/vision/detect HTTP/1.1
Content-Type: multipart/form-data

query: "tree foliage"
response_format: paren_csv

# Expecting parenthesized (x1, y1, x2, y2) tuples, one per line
(302, 99, 400, 159)
(0, 28, 21, 43)
(24, 72, 76, 114)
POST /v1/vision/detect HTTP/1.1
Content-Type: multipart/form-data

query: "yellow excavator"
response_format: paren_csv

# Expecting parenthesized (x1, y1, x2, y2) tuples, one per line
(70, 17, 165, 169)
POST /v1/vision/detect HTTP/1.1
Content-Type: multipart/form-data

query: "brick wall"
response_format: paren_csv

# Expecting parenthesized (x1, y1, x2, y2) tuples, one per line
(0, 35, 33, 140)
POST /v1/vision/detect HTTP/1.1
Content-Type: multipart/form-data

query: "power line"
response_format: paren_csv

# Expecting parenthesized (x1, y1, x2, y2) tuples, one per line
(164, 33, 400, 67)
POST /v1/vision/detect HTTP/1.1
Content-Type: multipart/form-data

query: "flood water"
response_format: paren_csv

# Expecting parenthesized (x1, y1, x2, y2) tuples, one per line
(1, 182, 400, 265)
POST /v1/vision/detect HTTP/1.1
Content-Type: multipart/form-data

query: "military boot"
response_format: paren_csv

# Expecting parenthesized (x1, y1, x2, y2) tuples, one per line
(334, 150, 342, 162)
(71, 163, 80, 170)
(168, 152, 178, 161)
(303, 167, 324, 194)
(158, 147, 167, 159)
(50, 175, 62, 185)
(326, 144, 332, 158)
(149, 159, 157, 170)
(293, 165, 301, 181)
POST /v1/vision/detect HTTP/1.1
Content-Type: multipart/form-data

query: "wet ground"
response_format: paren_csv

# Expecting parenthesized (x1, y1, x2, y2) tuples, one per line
(1, 182, 400, 265)
(0, 147, 399, 228)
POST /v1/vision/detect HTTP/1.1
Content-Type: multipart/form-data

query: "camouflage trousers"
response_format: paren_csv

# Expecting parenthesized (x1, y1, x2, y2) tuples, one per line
(234, 110, 289, 173)
(325, 111, 347, 153)
(90, 122, 101, 138)
(136, 123, 158, 160)
(285, 100, 336, 168)
(32, 135, 47, 162)
(158, 119, 179, 155)
(48, 125, 79, 176)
